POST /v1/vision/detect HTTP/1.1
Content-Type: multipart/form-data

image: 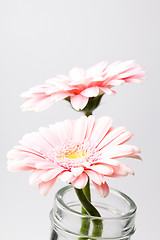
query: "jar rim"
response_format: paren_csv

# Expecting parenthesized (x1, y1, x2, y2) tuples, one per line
(54, 185, 137, 220)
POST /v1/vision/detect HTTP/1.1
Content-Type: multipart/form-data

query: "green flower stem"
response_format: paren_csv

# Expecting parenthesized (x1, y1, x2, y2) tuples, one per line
(82, 179, 91, 202)
(79, 180, 91, 240)
(78, 113, 92, 239)
(75, 187, 103, 238)
(77, 106, 103, 239)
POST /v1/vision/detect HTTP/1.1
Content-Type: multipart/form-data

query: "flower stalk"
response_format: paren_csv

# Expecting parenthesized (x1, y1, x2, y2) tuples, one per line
(75, 186, 103, 238)
(79, 180, 91, 239)
(78, 110, 103, 239)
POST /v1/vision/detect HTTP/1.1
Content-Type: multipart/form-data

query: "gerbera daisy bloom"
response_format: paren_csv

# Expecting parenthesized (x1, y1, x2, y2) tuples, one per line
(7, 116, 141, 196)
(21, 60, 145, 112)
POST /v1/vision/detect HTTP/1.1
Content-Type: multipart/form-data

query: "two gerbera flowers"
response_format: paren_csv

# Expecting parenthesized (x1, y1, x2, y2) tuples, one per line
(7, 60, 144, 197)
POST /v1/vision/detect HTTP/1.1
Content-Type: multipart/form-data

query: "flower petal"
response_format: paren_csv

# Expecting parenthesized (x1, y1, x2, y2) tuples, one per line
(29, 170, 45, 185)
(99, 87, 116, 95)
(71, 173, 88, 189)
(73, 116, 88, 143)
(39, 127, 61, 147)
(8, 164, 33, 172)
(88, 164, 113, 175)
(96, 158, 119, 166)
(38, 178, 57, 195)
(111, 163, 135, 177)
(35, 162, 55, 169)
(51, 92, 70, 102)
(97, 127, 126, 150)
(92, 181, 109, 198)
(19, 132, 52, 154)
(70, 95, 89, 110)
(101, 145, 140, 159)
(89, 116, 112, 145)
(106, 131, 133, 147)
(69, 67, 85, 81)
(52, 120, 73, 143)
(86, 61, 108, 78)
(85, 170, 103, 185)
(71, 167, 84, 177)
(40, 167, 64, 182)
(108, 80, 125, 86)
(60, 171, 76, 183)
(80, 87, 99, 97)
(83, 115, 95, 141)
(34, 96, 55, 112)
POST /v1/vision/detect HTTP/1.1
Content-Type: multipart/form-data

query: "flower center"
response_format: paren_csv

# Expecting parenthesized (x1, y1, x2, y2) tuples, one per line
(45, 141, 101, 170)
(66, 151, 85, 159)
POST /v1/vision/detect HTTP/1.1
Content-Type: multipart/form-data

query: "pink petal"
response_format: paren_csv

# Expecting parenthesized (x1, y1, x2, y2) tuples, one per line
(104, 60, 134, 78)
(89, 116, 112, 145)
(97, 127, 126, 150)
(29, 170, 45, 185)
(73, 116, 88, 142)
(49, 119, 74, 145)
(71, 173, 88, 189)
(96, 158, 119, 166)
(40, 167, 64, 182)
(8, 164, 33, 172)
(80, 87, 99, 97)
(88, 164, 113, 175)
(39, 127, 61, 147)
(101, 144, 140, 159)
(53, 120, 73, 143)
(34, 96, 55, 112)
(70, 95, 89, 110)
(23, 154, 45, 164)
(69, 67, 85, 81)
(22, 157, 41, 168)
(45, 76, 70, 86)
(21, 98, 35, 111)
(118, 68, 144, 79)
(49, 125, 65, 145)
(85, 170, 103, 185)
(13, 145, 44, 159)
(63, 119, 75, 140)
(92, 181, 109, 198)
(99, 87, 116, 95)
(111, 163, 135, 177)
(108, 80, 125, 86)
(104, 131, 133, 148)
(84, 115, 95, 140)
(35, 162, 55, 169)
(60, 171, 76, 183)
(51, 92, 70, 102)
(124, 155, 142, 160)
(124, 78, 142, 83)
(71, 167, 84, 177)
(38, 178, 57, 195)
(19, 132, 52, 155)
(86, 61, 108, 78)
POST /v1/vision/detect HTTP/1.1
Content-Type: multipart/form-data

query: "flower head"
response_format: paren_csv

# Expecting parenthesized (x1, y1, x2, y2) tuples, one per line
(7, 116, 141, 196)
(21, 60, 145, 112)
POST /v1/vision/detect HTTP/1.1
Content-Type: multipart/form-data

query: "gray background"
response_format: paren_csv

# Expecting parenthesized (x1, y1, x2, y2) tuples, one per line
(0, 0, 159, 239)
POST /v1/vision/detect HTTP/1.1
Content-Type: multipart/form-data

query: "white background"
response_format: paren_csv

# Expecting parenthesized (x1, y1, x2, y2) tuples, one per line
(0, 0, 159, 239)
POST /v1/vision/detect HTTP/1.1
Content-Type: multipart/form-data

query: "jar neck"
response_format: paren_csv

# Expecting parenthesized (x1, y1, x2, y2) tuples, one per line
(50, 185, 137, 239)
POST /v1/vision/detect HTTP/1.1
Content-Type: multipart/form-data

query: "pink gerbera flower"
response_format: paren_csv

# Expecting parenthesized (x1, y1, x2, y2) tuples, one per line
(7, 116, 141, 196)
(21, 60, 145, 112)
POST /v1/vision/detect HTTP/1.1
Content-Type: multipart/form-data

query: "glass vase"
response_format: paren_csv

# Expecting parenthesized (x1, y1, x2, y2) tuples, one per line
(50, 185, 136, 240)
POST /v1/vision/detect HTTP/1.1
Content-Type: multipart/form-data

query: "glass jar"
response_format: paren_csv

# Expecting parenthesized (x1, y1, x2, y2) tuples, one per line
(50, 185, 136, 240)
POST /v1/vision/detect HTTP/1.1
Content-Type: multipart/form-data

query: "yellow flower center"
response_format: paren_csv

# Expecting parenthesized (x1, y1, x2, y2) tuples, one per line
(46, 141, 101, 169)
(66, 150, 85, 160)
